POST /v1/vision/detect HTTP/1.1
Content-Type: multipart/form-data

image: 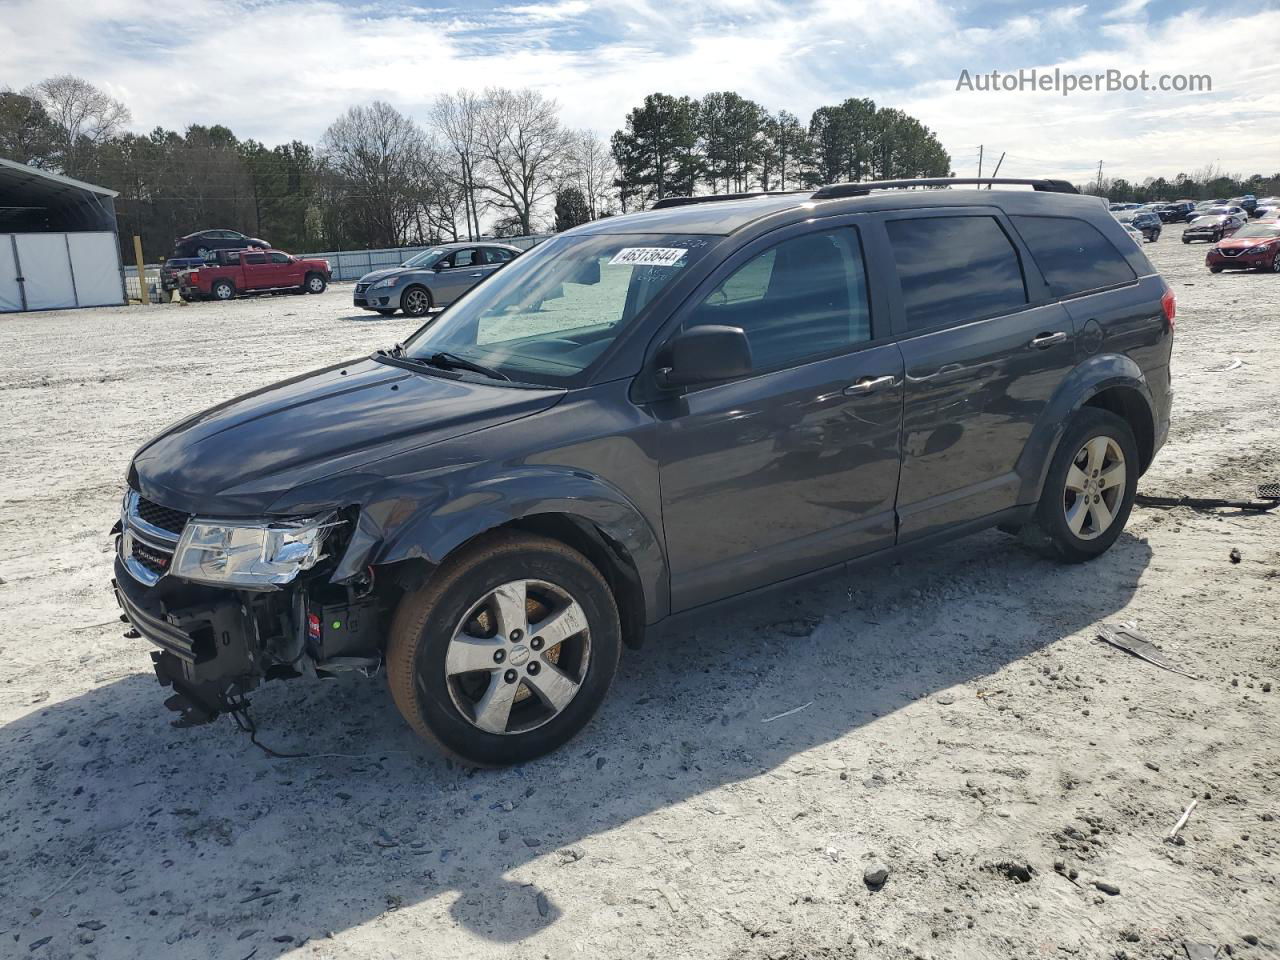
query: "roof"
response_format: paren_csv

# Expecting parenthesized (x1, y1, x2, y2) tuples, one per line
(572, 184, 1105, 239)
(0, 156, 119, 199)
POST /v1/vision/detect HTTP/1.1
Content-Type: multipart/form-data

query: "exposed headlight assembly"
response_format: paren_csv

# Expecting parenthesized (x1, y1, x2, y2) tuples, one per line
(371, 275, 403, 289)
(171, 513, 341, 588)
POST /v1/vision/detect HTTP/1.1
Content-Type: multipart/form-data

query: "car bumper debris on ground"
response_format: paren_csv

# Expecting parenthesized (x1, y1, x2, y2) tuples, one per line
(0, 252, 1277, 958)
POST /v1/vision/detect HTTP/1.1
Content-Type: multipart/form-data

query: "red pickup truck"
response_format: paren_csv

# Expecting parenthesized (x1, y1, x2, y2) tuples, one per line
(179, 248, 331, 301)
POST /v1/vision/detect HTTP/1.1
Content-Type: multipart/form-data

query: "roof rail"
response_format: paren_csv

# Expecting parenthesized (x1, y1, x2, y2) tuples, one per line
(811, 177, 1079, 199)
(650, 191, 804, 210)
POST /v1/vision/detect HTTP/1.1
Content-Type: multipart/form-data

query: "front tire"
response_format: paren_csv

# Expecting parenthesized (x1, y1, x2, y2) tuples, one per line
(401, 285, 432, 318)
(305, 273, 327, 294)
(386, 532, 621, 767)
(1019, 408, 1139, 564)
(376, 308, 397, 316)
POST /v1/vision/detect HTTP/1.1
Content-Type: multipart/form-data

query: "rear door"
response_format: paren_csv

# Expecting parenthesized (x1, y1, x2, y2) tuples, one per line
(239, 251, 272, 289)
(881, 209, 1076, 541)
(652, 220, 905, 610)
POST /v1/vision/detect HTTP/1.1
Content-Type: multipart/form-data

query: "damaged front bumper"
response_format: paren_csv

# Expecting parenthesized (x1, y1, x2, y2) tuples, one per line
(113, 541, 384, 727)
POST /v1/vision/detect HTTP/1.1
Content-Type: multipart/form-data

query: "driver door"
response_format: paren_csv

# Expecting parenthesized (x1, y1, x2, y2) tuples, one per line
(650, 223, 905, 611)
(433, 248, 483, 303)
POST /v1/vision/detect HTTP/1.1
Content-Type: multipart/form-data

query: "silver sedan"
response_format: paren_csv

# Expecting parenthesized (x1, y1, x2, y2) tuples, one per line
(353, 242, 522, 317)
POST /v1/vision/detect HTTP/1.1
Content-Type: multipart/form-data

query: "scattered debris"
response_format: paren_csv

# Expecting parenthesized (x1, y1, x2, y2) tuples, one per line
(239, 888, 281, 904)
(1229, 548, 1242, 564)
(761, 701, 814, 724)
(535, 892, 550, 918)
(1183, 942, 1217, 960)
(1093, 880, 1120, 896)
(863, 862, 890, 889)
(1168, 799, 1198, 841)
(1096, 624, 1198, 680)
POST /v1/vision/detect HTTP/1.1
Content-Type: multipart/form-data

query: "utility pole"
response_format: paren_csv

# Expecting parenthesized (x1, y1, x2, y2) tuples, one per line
(1095, 160, 1105, 194)
(986, 151, 1005, 188)
(977, 145, 984, 178)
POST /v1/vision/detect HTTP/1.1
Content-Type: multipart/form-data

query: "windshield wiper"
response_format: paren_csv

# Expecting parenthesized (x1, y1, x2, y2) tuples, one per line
(421, 352, 511, 382)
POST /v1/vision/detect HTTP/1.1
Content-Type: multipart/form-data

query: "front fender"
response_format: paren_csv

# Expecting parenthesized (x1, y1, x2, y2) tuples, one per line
(1015, 353, 1154, 505)
(337, 467, 669, 623)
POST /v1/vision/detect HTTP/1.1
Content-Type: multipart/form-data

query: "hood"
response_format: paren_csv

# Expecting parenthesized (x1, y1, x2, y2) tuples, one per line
(131, 358, 563, 515)
(1186, 216, 1225, 227)
(1217, 235, 1278, 248)
(357, 266, 419, 284)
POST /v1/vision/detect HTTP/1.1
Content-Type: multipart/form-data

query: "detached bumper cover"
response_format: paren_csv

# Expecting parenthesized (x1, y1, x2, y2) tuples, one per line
(113, 555, 263, 724)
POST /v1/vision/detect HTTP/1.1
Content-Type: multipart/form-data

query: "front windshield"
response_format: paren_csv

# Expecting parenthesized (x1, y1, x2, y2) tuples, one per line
(402, 248, 447, 268)
(402, 233, 716, 385)
(1233, 224, 1280, 239)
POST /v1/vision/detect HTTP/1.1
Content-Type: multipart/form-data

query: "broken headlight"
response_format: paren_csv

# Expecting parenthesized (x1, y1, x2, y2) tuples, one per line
(170, 513, 340, 588)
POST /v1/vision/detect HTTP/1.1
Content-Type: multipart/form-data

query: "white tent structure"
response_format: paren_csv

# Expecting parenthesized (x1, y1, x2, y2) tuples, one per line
(0, 157, 126, 312)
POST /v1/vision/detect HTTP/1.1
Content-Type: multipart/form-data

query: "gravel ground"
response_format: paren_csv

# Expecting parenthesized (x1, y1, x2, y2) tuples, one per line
(1, 245, 1277, 960)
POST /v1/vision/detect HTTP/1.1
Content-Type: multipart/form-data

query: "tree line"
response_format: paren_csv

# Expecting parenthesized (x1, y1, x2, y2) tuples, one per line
(609, 92, 953, 209)
(1085, 164, 1280, 204)
(1, 75, 954, 260)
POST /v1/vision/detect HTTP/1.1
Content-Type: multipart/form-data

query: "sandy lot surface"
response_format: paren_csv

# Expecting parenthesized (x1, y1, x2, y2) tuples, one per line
(1, 244, 1277, 960)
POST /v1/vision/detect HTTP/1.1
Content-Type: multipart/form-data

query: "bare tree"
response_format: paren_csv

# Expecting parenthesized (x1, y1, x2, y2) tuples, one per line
(478, 87, 569, 235)
(33, 75, 130, 176)
(430, 91, 488, 241)
(321, 101, 431, 247)
(566, 130, 618, 220)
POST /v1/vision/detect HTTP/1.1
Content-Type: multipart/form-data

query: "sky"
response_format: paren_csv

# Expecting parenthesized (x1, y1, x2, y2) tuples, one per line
(2, 0, 1279, 186)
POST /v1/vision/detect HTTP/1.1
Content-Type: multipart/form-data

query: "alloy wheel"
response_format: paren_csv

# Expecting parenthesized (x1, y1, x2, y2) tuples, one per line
(1272, 252, 1280, 273)
(1063, 436, 1126, 541)
(443, 579, 591, 735)
(404, 288, 430, 315)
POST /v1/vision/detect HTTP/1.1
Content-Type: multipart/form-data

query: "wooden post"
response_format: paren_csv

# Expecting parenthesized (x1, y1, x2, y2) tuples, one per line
(132, 235, 148, 304)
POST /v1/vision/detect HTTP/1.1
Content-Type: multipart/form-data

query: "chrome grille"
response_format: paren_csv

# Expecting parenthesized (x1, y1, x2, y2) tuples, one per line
(1218, 248, 1242, 257)
(355, 282, 370, 294)
(120, 490, 187, 586)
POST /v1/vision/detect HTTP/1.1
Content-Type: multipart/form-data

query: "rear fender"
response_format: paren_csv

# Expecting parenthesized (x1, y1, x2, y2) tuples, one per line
(1015, 353, 1154, 505)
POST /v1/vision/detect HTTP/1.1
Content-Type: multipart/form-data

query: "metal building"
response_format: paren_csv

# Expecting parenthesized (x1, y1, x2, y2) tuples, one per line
(0, 156, 126, 312)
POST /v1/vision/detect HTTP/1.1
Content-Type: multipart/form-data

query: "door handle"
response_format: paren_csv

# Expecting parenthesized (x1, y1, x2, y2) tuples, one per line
(1030, 331, 1068, 349)
(469, 272, 484, 278)
(843, 375, 896, 396)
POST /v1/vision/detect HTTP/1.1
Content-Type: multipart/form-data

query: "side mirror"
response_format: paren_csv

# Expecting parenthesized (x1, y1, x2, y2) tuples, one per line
(568, 258, 600, 285)
(657, 325, 752, 388)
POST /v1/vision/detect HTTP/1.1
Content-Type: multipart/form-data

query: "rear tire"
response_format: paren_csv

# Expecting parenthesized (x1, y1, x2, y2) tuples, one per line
(386, 532, 621, 767)
(212, 279, 235, 301)
(1210, 267, 1223, 273)
(1019, 408, 1139, 564)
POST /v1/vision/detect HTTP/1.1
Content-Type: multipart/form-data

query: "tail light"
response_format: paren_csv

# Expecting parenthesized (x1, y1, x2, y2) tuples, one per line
(1160, 287, 1176, 332)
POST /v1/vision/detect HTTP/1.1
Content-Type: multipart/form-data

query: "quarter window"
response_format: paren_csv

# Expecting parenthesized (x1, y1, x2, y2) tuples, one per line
(1011, 215, 1138, 297)
(686, 228, 872, 371)
(886, 216, 1027, 331)
(243, 253, 267, 265)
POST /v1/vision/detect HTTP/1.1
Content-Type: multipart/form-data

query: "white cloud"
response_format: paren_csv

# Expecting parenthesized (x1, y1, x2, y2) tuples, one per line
(0, 0, 1277, 185)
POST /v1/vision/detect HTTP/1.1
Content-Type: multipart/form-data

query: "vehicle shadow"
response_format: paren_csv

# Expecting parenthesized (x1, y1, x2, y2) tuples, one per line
(0, 529, 1152, 957)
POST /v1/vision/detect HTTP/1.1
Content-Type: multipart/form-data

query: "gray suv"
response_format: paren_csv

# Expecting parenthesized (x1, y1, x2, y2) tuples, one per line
(113, 178, 1173, 767)
(353, 242, 521, 317)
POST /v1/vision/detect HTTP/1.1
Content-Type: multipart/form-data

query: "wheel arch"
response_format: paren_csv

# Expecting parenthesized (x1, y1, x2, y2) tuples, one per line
(1016, 354, 1157, 505)
(345, 471, 668, 647)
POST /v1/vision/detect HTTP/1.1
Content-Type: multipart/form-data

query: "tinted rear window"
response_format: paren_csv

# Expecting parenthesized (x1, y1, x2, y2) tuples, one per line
(1011, 216, 1136, 297)
(886, 216, 1027, 331)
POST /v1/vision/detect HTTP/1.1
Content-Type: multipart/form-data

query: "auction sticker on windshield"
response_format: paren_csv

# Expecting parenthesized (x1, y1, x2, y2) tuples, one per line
(609, 247, 687, 267)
